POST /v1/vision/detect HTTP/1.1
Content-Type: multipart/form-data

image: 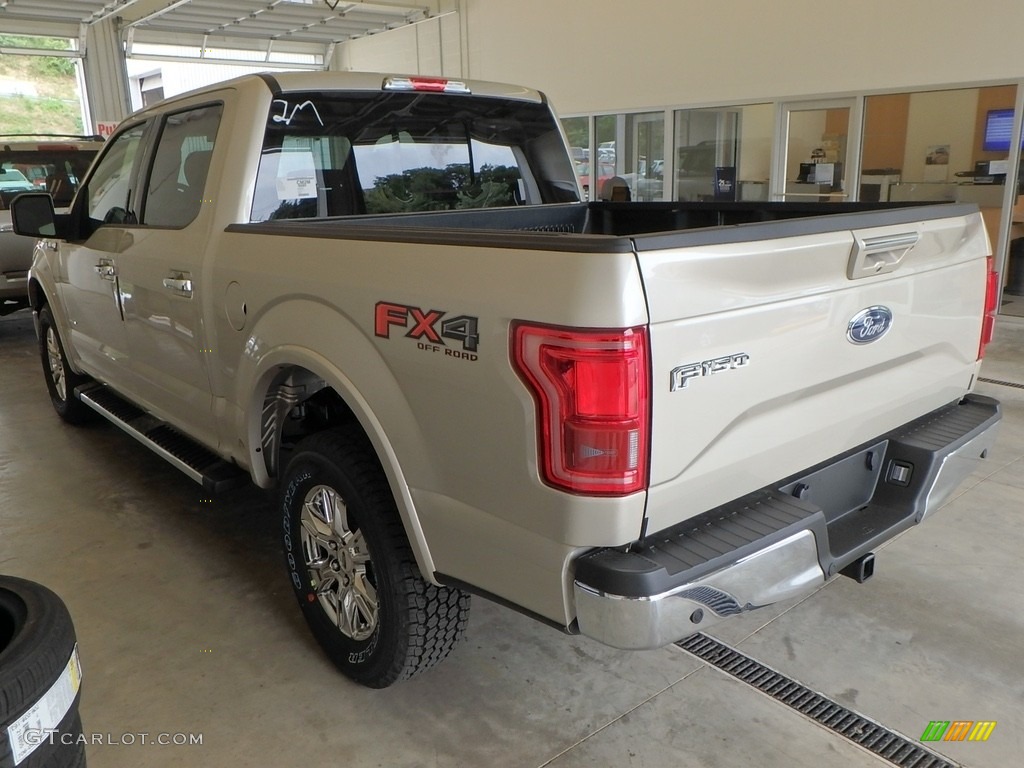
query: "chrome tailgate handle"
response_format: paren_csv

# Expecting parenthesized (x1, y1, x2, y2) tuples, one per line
(847, 231, 919, 280)
(162, 272, 193, 298)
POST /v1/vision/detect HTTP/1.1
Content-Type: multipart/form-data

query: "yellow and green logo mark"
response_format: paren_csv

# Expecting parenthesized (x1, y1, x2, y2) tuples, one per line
(920, 721, 996, 742)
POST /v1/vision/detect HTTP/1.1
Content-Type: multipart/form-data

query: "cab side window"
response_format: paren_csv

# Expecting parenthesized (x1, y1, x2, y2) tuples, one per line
(84, 124, 147, 227)
(142, 104, 223, 228)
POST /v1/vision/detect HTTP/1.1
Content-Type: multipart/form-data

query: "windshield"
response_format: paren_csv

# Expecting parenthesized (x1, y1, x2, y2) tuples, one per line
(251, 90, 579, 221)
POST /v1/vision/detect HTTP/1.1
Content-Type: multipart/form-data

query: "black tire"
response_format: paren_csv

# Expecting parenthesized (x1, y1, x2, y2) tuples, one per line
(37, 305, 93, 424)
(0, 577, 86, 768)
(281, 429, 470, 688)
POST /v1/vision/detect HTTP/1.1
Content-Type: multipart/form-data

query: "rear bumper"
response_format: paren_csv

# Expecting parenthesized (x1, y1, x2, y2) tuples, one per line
(573, 394, 1001, 650)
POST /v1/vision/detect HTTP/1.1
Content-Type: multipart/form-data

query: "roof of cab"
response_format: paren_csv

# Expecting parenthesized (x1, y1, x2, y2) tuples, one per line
(132, 71, 545, 121)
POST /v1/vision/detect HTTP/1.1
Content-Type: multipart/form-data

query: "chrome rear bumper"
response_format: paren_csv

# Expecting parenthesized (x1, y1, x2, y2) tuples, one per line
(573, 394, 1000, 650)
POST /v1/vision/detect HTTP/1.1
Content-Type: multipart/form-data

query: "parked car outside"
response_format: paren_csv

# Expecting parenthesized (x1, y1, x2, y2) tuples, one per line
(0, 167, 34, 193)
(575, 159, 616, 199)
(0, 136, 102, 315)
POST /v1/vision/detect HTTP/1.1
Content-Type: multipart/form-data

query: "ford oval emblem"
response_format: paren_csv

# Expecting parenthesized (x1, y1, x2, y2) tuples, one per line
(847, 306, 893, 344)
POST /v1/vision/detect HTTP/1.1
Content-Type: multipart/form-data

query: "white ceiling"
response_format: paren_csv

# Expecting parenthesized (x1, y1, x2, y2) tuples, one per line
(0, 0, 436, 60)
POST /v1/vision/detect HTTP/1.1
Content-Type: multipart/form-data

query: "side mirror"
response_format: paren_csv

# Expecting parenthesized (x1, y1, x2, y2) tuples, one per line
(10, 193, 58, 238)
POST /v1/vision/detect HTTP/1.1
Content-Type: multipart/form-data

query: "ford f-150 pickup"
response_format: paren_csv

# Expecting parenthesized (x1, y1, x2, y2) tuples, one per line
(11, 72, 1001, 688)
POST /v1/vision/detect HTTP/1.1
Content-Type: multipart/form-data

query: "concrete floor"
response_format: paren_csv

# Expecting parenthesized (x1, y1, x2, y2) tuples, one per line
(1, 309, 1022, 768)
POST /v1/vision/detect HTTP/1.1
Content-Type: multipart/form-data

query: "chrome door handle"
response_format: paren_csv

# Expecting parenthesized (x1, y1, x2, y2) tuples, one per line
(94, 260, 116, 280)
(162, 273, 193, 298)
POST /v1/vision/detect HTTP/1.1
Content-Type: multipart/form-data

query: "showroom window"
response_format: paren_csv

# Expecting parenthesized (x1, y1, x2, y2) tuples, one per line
(592, 114, 619, 200)
(674, 104, 773, 202)
(627, 112, 665, 202)
(859, 85, 1023, 317)
(864, 86, 1017, 205)
(568, 104, 773, 203)
(777, 100, 857, 203)
(562, 83, 1024, 315)
(585, 112, 665, 201)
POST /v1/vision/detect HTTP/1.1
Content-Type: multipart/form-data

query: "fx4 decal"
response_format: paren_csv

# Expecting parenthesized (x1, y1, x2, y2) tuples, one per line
(375, 301, 480, 359)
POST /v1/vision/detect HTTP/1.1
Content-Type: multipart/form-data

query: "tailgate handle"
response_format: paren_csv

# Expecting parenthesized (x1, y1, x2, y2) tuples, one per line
(847, 231, 919, 280)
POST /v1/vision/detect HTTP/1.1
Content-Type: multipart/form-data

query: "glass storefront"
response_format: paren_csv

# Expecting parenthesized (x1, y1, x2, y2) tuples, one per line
(864, 85, 1022, 316)
(674, 104, 772, 202)
(779, 101, 854, 202)
(562, 82, 1024, 317)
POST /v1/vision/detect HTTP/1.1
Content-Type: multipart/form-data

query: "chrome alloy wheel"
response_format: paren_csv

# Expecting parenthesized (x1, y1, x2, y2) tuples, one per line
(299, 484, 378, 641)
(46, 326, 67, 401)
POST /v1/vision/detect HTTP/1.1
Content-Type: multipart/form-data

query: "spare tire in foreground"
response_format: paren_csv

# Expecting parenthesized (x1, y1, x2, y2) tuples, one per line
(0, 576, 85, 768)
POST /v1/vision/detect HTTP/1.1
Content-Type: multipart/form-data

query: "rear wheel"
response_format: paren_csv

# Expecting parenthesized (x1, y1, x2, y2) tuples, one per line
(38, 305, 93, 424)
(281, 428, 470, 688)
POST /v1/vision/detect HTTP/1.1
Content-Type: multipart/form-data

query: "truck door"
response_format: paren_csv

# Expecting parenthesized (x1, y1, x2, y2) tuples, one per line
(117, 103, 223, 448)
(57, 123, 149, 393)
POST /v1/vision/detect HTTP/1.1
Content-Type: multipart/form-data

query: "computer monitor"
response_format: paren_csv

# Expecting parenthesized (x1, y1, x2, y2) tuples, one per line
(982, 108, 1023, 152)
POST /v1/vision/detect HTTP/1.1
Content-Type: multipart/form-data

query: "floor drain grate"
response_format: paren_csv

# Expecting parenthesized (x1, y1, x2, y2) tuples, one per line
(677, 633, 960, 768)
(978, 377, 1024, 390)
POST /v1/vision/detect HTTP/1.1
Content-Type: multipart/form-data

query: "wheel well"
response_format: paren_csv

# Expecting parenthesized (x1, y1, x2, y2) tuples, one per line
(28, 278, 46, 310)
(260, 366, 361, 480)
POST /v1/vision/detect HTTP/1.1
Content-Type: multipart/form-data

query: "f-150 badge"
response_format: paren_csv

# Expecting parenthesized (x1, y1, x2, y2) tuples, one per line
(670, 352, 750, 392)
(847, 306, 893, 345)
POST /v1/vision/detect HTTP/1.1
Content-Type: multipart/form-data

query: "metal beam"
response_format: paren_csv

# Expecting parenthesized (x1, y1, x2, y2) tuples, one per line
(0, 45, 81, 58)
(119, 0, 193, 27)
(326, 0, 431, 16)
(90, 0, 149, 24)
(0, 14, 81, 38)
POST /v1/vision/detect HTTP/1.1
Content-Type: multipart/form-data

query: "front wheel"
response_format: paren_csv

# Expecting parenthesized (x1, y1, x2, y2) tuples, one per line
(281, 429, 470, 688)
(37, 305, 93, 424)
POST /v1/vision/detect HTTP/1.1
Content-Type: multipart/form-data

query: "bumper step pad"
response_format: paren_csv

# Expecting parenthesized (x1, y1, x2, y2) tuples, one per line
(575, 394, 1000, 601)
(575, 490, 825, 599)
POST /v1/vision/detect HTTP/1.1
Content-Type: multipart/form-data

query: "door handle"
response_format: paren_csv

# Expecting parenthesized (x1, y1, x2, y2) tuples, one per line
(94, 260, 117, 280)
(162, 272, 193, 298)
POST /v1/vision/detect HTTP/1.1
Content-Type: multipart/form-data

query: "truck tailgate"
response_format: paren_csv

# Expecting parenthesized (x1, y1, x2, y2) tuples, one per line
(637, 204, 990, 535)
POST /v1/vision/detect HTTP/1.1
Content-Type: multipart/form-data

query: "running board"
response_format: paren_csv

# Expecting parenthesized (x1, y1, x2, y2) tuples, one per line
(77, 384, 249, 493)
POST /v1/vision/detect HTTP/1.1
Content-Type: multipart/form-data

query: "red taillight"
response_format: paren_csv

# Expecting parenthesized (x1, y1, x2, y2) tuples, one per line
(978, 256, 999, 360)
(512, 323, 650, 496)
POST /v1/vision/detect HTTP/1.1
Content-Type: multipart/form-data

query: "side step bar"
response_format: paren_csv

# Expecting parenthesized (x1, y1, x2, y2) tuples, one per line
(77, 384, 249, 493)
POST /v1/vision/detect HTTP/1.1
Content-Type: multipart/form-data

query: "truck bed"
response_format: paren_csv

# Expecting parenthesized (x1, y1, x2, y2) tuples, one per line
(227, 199, 963, 253)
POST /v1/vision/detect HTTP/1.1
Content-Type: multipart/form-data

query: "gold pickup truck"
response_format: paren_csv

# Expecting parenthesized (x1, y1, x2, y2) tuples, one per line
(11, 72, 1001, 688)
